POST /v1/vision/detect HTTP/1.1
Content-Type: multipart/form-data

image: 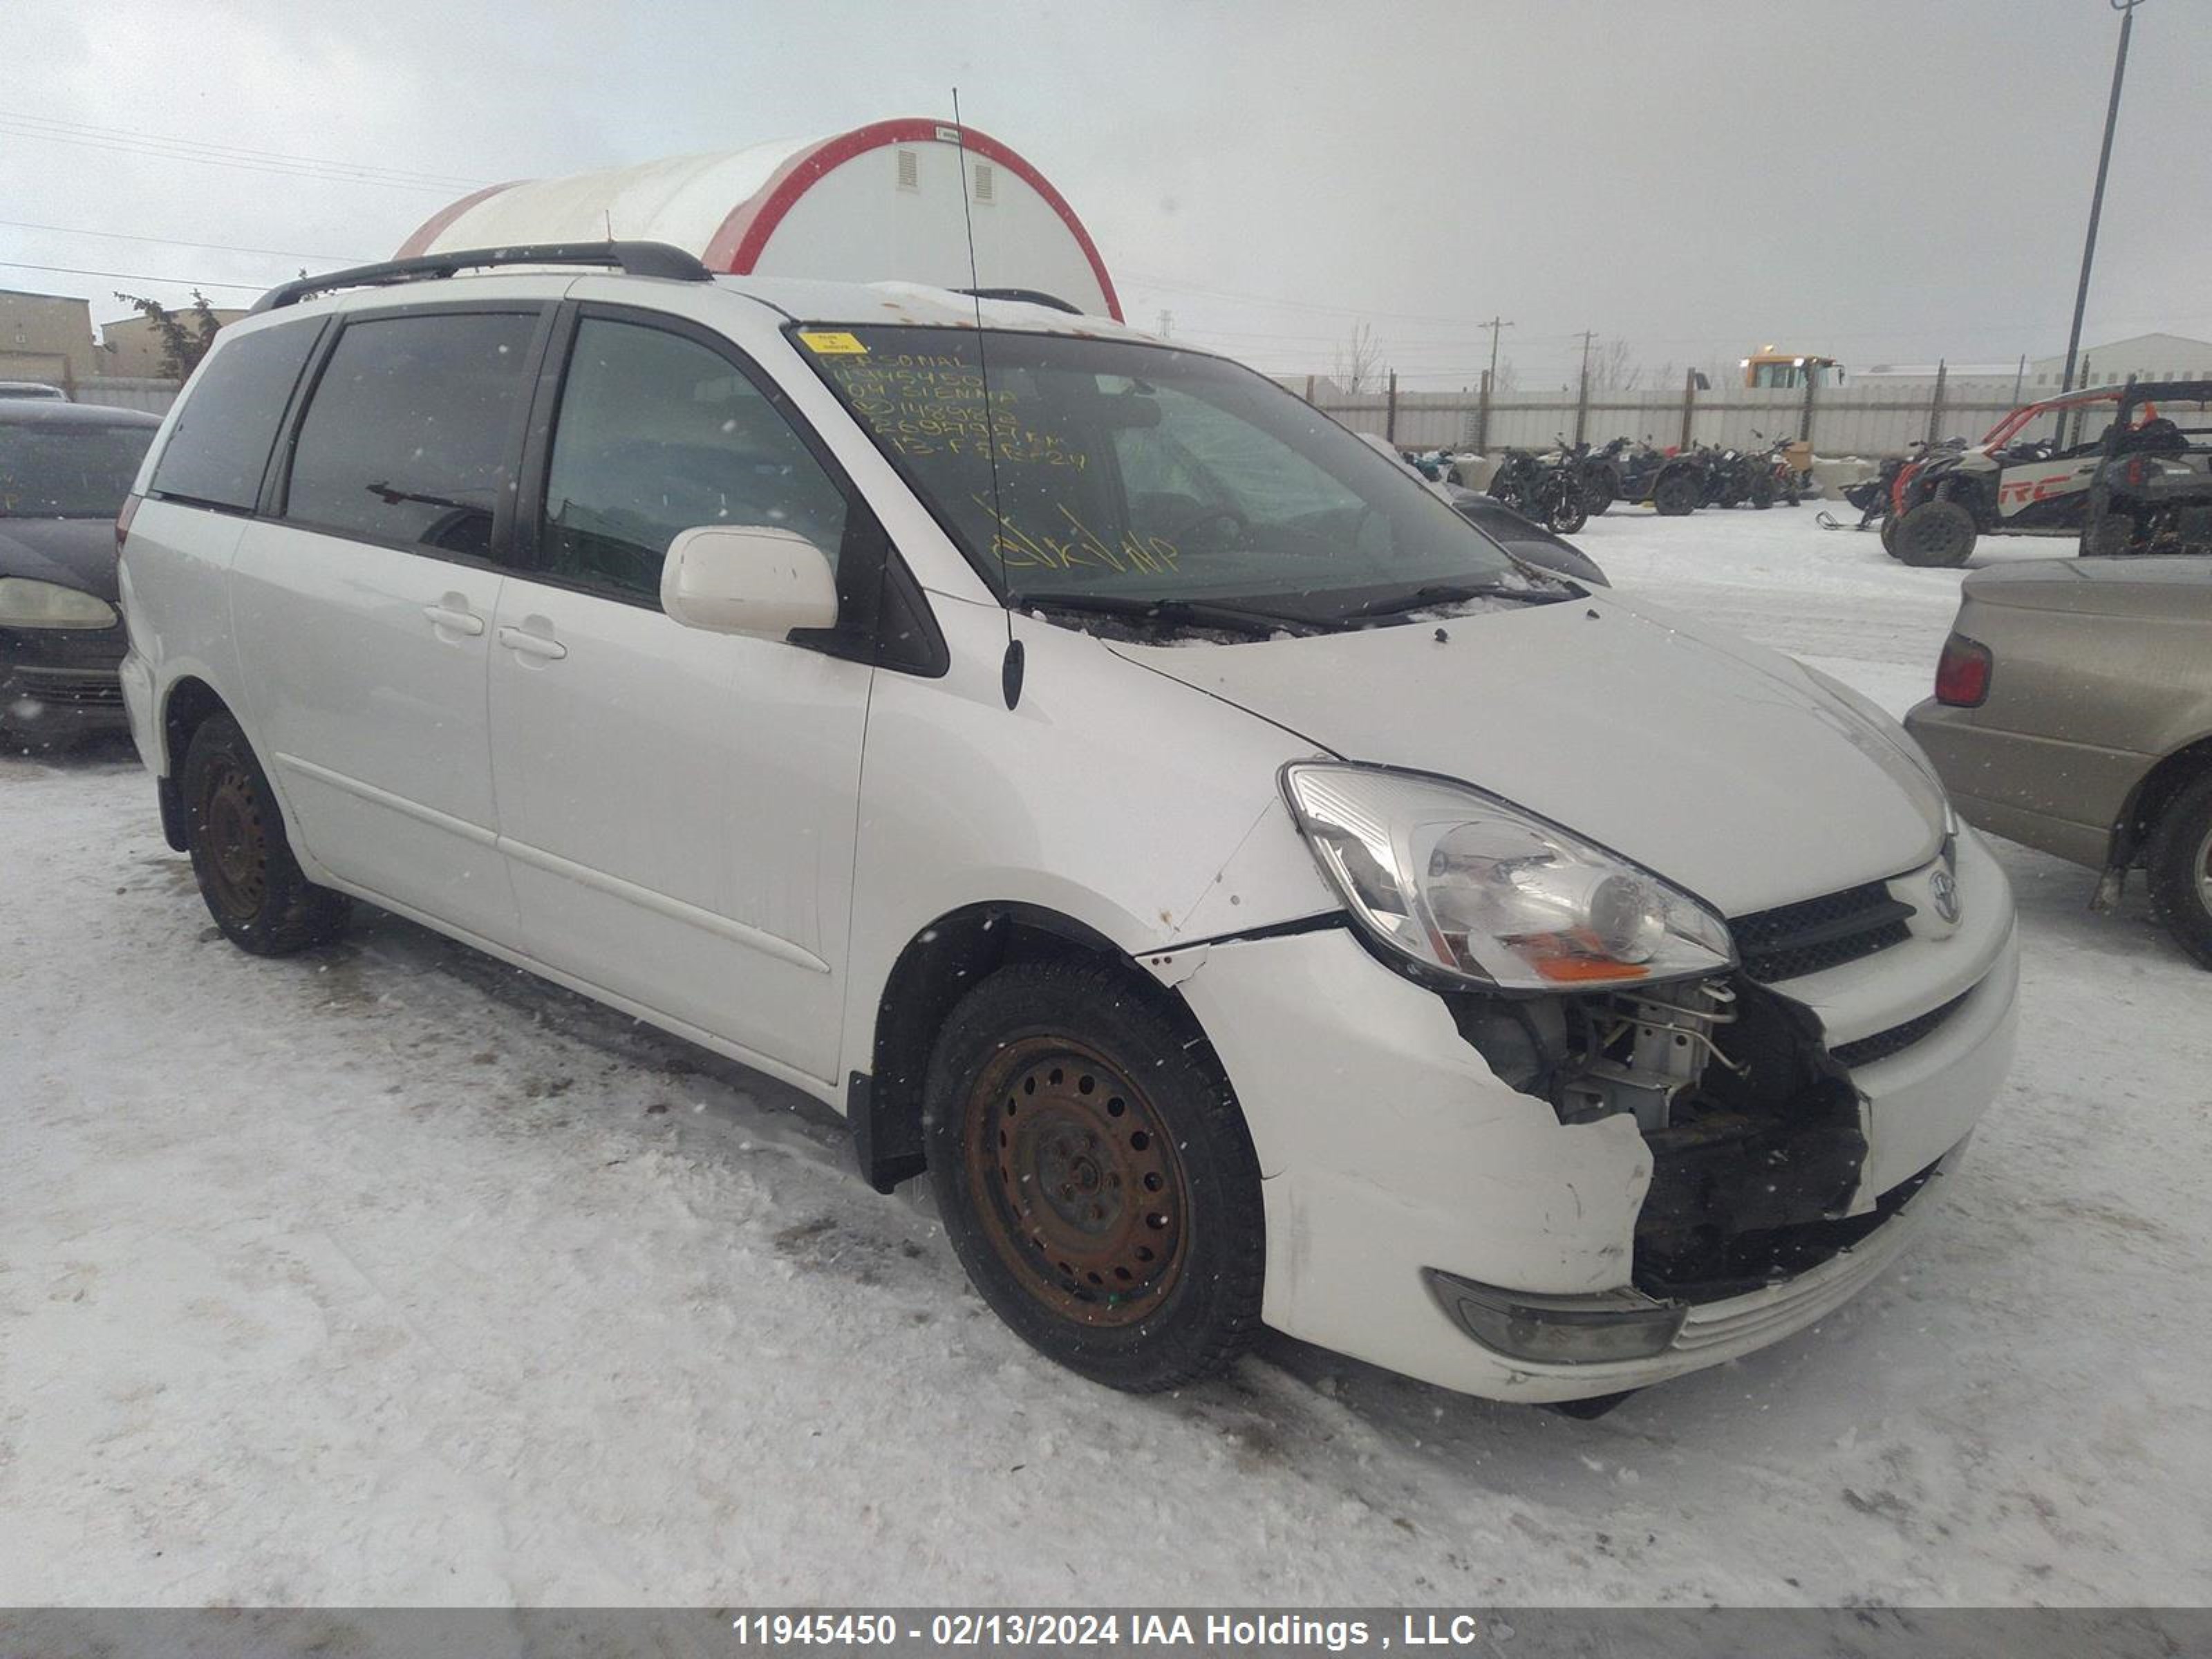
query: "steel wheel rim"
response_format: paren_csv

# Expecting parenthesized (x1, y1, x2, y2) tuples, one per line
(200, 758, 268, 920)
(963, 1036, 1190, 1327)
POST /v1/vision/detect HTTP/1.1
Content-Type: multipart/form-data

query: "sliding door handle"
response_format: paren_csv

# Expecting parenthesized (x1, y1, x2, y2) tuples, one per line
(497, 625, 568, 662)
(423, 603, 485, 636)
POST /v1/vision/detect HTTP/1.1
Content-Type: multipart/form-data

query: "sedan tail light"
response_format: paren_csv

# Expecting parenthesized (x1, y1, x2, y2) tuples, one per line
(116, 493, 141, 551)
(1934, 632, 1993, 707)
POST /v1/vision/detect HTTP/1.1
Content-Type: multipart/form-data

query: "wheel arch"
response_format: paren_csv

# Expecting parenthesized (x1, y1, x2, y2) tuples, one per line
(852, 901, 1215, 1194)
(153, 675, 235, 851)
(2113, 731, 2212, 870)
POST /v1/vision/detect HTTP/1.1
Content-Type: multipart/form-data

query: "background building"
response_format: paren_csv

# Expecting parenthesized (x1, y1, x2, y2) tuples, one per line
(0, 289, 100, 391)
(96, 307, 247, 378)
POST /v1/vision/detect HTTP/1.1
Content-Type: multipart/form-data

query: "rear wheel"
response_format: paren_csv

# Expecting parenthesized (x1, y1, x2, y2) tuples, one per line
(1652, 471, 1696, 516)
(1894, 498, 1978, 568)
(182, 713, 350, 955)
(925, 960, 1266, 1392)
(1880, 512, 1904, 557)
(2146, 772, 2212, 968)
(1750, 471, 1777, 509)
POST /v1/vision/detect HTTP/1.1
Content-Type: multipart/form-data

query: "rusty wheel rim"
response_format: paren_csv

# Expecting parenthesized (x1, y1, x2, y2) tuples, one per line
(962, 1036, 1189, 1327)
(200, 757, 268, 921)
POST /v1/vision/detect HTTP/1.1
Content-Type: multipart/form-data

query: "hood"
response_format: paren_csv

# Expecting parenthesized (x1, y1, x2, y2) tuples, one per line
(0, 518, 122, 602)
(1111, 592, 1947, 917)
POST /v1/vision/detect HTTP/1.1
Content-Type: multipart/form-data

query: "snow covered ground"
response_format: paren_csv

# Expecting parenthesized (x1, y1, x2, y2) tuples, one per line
(3, 507, 2209, 1608)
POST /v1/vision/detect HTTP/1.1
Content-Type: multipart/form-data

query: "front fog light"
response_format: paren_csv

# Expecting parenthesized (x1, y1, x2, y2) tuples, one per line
(1423, 1270, 1687, 1365)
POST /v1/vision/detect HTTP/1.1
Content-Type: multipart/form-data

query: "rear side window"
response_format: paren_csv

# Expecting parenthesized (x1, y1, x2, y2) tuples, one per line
(149, 321, 320, 511)
(285, 310, 538, 556)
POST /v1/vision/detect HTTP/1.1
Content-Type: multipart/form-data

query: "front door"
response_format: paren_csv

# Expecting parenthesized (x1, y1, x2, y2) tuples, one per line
(487, 308, 875, 1088)
(231, 303, 549, 943)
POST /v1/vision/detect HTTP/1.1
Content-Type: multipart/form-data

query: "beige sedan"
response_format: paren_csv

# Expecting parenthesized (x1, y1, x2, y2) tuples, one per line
(1906, 556, 2212, 966)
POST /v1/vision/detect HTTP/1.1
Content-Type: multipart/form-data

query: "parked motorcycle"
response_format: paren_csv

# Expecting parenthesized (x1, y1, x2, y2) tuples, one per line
(1488, 444, 1587, 535)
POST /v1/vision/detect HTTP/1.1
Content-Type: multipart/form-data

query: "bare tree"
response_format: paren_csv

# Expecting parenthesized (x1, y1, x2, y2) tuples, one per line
(1333, 322, 1384, 395)
(1590, 336, 1643, 392)
(1489, 357, 1519, 394)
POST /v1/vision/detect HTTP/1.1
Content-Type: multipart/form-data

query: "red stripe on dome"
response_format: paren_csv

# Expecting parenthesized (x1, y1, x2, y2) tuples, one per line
(395, 179, 529, 259)
(701, 118, 1121, 321)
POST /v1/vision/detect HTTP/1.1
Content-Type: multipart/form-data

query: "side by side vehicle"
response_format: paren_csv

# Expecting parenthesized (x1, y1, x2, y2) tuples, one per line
(117, 243, 2018, 1407)
(1885, 383, 2203, 568)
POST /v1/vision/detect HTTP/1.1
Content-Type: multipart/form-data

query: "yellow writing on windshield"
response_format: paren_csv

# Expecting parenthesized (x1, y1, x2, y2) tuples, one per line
(974, 494, 1181, 577)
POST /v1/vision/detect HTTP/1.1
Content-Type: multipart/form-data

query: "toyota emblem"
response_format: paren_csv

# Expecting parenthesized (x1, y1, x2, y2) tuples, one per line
(1929, 868, 1962, 925)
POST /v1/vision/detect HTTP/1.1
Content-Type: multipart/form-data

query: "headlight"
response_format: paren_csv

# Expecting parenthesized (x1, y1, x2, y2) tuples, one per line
(0, 577, 117, 630)
(1282, 764, 1734, 991)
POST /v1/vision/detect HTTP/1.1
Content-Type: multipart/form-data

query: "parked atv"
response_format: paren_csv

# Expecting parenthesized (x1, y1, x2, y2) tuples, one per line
(1601, 437, 1701, 516)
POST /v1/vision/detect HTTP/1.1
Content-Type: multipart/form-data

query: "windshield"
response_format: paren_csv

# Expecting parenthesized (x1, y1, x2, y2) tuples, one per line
(0, 422, 156, 518)
(799, 326, 1553, 626)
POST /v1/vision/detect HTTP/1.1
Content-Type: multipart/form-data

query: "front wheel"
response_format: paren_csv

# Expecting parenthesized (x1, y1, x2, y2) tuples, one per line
(2146, 772, 2212, 968)
(182, 712, 350, 955)
(1893, 498, 1978, 568)
(1652, 471, 1696, 516)
(925, 960, 1266, 1392)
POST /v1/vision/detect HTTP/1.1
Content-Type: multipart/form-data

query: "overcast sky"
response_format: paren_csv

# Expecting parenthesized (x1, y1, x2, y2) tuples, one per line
(8, 0, 2209, 388)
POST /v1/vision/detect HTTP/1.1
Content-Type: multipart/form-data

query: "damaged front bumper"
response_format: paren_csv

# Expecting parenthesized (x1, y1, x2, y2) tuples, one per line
(1167, 832, 2017, 1405)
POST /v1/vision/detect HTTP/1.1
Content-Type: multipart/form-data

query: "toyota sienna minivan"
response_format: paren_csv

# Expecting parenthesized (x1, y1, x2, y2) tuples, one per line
(116, 243, 2018, 1405)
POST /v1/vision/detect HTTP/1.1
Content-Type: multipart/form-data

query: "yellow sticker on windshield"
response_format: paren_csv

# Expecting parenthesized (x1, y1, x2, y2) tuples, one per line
(797, 330, 868, 355)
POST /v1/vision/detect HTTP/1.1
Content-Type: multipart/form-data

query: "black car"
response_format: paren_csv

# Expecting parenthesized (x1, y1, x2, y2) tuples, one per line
(1439, 485, 1609, 586)
(1, 399, 161, 747)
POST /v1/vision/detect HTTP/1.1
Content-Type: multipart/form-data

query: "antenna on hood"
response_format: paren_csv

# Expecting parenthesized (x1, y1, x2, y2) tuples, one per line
(951, 89, 1022, 710)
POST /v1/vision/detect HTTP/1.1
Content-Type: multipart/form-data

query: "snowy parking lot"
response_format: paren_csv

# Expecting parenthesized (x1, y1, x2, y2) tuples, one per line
(3, 506, 2209, 1607)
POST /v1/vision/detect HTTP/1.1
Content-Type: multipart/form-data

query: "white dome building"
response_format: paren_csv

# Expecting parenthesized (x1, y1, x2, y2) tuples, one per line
(397, 120, 1122, 319)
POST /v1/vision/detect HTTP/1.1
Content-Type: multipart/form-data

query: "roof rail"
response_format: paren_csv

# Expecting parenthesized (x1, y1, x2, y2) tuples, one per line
(250, 241, 713, 314)
(955, 286, 1083, 316)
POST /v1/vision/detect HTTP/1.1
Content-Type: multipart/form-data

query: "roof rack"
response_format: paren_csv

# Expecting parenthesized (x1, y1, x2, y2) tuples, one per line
(955, 286, 1083, 316)
(250, 241, 713, 314)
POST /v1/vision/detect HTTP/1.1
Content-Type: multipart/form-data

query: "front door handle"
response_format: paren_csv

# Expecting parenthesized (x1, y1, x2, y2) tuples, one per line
(497, 625, 568, 662)
(424, 601, 485, 636)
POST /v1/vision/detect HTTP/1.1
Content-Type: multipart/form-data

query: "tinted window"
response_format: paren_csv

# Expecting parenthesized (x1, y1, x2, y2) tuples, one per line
(149, 321, 319, 511)
(542, 318, 848, 600)
(285, 310, 537, 555)
(1, 422, 156, 517)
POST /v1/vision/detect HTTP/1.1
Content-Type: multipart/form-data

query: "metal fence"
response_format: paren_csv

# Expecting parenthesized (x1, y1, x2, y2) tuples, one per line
(70, 376, 182, 415)
(1293, 371, 2108, 459)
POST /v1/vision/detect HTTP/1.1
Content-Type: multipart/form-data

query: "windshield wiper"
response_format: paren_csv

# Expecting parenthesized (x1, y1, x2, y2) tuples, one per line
(1011, 591, 1318, 638)
(1337, 581, 1559, 622)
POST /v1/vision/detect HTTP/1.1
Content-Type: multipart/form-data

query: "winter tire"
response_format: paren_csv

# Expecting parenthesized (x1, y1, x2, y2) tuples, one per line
(925, 959, 1266, 1392)
(1750, 472, 1777, 509)
(2146, 771, 2212, 969)
(1880, 512, 1904, 558)
(1653, 471, 1696, 516)
(182, 712, 350, 956)
(1894, 499, 1978, 568)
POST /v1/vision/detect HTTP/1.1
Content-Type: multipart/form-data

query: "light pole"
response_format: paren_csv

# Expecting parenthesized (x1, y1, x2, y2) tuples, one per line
(2059, 0, 2146, 397)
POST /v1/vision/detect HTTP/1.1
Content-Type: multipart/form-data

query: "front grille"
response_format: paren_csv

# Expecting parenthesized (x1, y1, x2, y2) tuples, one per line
(1732, 879, 1915, 983)
(1831, 992, 1969, 1070)
(8, 666, 124, 707)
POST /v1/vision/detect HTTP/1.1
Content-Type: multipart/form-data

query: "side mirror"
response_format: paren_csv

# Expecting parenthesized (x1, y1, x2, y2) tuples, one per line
(660, 525, 838, 638)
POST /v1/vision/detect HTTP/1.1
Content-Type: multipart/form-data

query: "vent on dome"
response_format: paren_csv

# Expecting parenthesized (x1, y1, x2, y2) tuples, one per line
(972, 161, 995, 204)
(896, 149, 919, 191)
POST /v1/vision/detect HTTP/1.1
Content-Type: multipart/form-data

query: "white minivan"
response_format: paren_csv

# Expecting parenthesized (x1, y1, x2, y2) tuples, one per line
(117, 243, 2018, 1407)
